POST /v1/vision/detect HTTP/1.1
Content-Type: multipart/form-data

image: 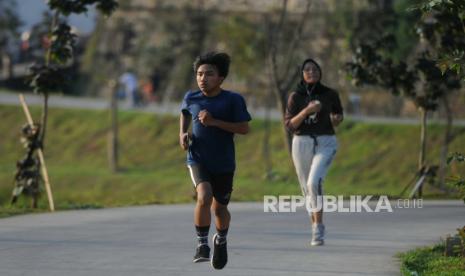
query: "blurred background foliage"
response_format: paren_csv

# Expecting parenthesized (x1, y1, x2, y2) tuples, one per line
(1, 0, 464, 118)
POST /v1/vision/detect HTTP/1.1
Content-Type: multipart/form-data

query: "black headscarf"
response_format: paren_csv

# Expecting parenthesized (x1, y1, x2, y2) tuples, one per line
(295, 58, 323, 96)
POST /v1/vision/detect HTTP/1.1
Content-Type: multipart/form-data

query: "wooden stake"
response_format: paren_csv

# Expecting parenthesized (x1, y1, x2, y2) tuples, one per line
(18, 94, 55, 211)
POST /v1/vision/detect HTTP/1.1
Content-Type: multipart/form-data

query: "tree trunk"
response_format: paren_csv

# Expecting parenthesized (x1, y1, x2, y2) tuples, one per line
(262, 92, 273, 180)
(108, 81, 119, 173)
(280, 92, 293, 154)
(38, 11, 58, 151)
(163, 1, 207, 104)
(265, 0, 312, 158)
(32, 194, 38, 209)
(438, 95, 453, 189)
(418, 107, 428, 197)
(39, 93, 49, 150)
(275, 87, 292, 155)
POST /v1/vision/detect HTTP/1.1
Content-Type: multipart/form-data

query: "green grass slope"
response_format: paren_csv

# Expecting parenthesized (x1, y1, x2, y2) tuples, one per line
(0, 104, 464, 210)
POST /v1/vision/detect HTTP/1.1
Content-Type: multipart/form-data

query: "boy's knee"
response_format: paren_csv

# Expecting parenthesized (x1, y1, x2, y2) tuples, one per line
(213, 205, 228, 217)
(196, 189, 212, 207)
(197, 194, 212, 207)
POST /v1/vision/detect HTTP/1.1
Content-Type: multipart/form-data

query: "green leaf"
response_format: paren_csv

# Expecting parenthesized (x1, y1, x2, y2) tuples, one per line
(447, 155, 455, 164)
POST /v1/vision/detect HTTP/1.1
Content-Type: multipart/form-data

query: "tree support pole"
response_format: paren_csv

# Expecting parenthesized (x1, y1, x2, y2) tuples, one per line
(19, 94, 55, 211)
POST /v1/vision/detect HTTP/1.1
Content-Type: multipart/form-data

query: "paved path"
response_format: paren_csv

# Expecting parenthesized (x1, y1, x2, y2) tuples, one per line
(0, 201, 463, 275)
(2, 91, 465, 126)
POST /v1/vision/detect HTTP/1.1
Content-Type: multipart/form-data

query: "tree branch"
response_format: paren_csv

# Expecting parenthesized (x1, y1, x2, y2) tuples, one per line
(282, 0, 312, 88)
(270, 0, 289, 89)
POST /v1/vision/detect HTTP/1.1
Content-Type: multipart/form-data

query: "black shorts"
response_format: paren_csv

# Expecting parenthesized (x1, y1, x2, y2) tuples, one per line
(187, 164, 233, 205)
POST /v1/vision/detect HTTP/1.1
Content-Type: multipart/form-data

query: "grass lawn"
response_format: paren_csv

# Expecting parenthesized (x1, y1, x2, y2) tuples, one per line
(399, 243, 465, 275)
(0, 104, 464, 215)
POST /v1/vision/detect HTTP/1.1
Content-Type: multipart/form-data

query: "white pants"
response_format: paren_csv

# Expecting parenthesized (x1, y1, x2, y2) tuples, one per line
(292, 135, 338, 211)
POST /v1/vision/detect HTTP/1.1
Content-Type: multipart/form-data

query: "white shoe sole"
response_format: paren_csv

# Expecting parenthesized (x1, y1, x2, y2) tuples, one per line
(193, 257, 209, 263)
(311, 240, 324, 246)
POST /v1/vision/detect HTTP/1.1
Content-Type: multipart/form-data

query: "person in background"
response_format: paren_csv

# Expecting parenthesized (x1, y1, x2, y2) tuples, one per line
(284, 58, 344, 246)
(119, 69, 139, 107)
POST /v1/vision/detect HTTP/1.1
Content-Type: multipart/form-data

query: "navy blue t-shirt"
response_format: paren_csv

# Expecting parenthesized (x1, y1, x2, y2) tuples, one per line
(180, 90, 252, 173)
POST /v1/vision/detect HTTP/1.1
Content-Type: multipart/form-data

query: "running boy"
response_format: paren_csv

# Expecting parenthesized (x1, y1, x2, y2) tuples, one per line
(179, 52, 251, 269)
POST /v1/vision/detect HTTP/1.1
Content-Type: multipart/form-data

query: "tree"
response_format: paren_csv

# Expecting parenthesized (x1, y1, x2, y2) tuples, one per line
(28, 0, 118, 149)
(265, 0, 313, 154)
(162, 0, 210, 103)
(12, 0, 118, 208)
(214, 14, 267, 89)
(414, 0, 465, 187)
(345, 0, 463, 196)
(212, 13, 275, 177)
(415, 0, 465, 80)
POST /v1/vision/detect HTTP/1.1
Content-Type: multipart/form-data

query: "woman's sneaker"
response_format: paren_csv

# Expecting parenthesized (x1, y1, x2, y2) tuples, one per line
(311, 224, 325, 246)
(211, 233, 228, 269)
(193, 244, 210, 263)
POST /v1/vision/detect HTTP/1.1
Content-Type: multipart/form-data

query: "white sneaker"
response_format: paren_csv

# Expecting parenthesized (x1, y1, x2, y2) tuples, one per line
(311, 224, 325, 246)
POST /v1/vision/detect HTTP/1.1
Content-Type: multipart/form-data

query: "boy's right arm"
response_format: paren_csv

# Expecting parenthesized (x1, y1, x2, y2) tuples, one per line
(179, 113, 192, 150)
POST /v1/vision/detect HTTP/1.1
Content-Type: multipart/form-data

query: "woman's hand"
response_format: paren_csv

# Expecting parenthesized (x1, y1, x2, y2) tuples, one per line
(330, 113, 343, 127)
(305, 100, 322, 115)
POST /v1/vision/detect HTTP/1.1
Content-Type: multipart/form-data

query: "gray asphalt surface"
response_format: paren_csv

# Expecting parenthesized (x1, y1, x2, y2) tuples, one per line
(0, 201, 463, 276)
(2, 91, 465, 125)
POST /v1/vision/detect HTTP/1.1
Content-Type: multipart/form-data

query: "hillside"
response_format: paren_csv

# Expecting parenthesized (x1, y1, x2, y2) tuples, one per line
(0, 104, 464, 210)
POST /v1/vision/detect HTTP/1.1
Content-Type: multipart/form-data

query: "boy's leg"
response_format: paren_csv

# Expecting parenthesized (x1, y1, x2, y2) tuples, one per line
(212, 199, 230, 234)
(193, 182, 213, 263)
(188, 164, 213, 263)
(211, 199, 229, 270)
(210, 173, 233, 270)
(195, 182, 213, 227)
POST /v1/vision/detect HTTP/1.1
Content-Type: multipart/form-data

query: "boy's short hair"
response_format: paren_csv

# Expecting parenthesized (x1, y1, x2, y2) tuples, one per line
(193, 52, 231, 78)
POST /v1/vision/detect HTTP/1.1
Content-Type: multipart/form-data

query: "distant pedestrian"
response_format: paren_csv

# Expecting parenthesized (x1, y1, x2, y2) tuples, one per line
(119, 70, 139, 107)
(150, 68, 161, 102)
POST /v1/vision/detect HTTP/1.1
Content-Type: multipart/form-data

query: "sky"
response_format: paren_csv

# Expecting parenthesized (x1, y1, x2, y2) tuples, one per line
(16, 0, 96, 34)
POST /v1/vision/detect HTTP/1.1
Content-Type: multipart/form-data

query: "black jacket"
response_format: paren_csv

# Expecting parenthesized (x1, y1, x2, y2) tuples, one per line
(284, 81, 343, 136)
